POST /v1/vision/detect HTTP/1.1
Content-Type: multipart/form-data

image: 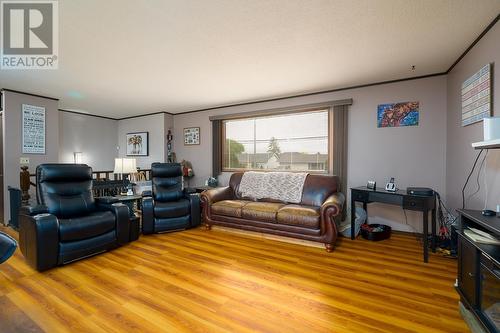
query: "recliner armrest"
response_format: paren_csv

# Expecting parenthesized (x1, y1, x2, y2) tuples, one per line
(96, 202, 130, 244)
(141, 196, 154, 234)
(0, 232, 17, 264)
(20, 205, 49, 216)
(142, 190, 152, 197)
(19, 212, 59, 271)
(185, 192, 201, 227)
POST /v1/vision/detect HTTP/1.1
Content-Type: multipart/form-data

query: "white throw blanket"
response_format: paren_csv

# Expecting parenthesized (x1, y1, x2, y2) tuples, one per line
(238, 171, 308, 204)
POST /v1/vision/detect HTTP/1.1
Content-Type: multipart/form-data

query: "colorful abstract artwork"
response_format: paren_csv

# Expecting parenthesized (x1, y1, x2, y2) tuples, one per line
(377, 102, 419, 128)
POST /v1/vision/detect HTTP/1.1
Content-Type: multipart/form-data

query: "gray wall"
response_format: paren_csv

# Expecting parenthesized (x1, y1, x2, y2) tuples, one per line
(59, 112, 118, 170)
(2, 91, 59, 224)
(117, 113, 167, 169)
(446, 22, 500, 211)
(173, 76, 448, 232)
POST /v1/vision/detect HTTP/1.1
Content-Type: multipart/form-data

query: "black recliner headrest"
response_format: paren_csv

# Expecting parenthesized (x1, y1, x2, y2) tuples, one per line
(151, 163, 182, 178)
(37, 164, 92, 183)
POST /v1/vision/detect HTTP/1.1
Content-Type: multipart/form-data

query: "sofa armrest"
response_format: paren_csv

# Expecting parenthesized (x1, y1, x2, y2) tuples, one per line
(96, 202, 130, 244)
(142, 190, 152, 198)
(320, 192, 345, 235)
(200, 186, 233, 205)
(20, 204, 49, 216)
(321, 192, 345, 219)
(19, 212, 59, 271)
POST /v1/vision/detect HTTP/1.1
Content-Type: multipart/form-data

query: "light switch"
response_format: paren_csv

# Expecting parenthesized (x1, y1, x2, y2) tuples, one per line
(20, 157, 29, 165)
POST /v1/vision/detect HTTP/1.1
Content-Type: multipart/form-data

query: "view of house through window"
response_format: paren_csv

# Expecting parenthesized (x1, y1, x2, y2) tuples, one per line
(222, 110, 329, 172)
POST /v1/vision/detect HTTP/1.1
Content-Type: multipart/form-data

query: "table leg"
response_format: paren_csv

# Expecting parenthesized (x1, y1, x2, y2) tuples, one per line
(431, 208, 436, 253)
(423, 210, 429, 263)
(351, 197, 356, 240)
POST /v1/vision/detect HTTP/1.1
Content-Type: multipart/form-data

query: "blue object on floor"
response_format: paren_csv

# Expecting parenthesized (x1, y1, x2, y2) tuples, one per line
(0, 232, 17, 264)
(339, 207, 367, 238)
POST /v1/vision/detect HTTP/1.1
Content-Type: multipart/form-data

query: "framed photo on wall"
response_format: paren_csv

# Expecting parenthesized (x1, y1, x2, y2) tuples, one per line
(126, 132, 149, 156)
(22, 104, 46, 154)
(184, 127, 200, 145)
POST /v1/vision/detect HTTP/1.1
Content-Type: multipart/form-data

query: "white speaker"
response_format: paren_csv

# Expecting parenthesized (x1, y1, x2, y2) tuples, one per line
(483, 117, 500, 141)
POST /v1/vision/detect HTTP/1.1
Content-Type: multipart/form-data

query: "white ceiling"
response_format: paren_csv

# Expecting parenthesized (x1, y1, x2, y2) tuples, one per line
(1, 0, 499, 118)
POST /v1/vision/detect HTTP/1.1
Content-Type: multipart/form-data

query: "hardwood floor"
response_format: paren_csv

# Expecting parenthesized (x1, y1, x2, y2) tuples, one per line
(0, 226, 468, 333)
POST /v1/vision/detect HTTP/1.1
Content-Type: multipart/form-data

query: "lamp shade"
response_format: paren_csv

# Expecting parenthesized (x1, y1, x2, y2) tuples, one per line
(114, 158, 137, 174)
(74, 152, 83, 164)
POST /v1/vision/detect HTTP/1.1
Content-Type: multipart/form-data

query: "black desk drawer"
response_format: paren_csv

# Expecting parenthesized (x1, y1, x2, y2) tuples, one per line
(403, 197, 424, 210)
(352, 190, 369, 202)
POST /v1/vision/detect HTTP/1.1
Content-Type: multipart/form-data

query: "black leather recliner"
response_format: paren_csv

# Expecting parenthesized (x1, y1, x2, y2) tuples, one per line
(142, 163, 200, 234)
(0, 232, 17, 264)
(19, 164, 130, 271)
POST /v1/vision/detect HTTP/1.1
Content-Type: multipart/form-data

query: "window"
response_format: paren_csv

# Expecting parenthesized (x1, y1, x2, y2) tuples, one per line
(222, 109, 329, 172)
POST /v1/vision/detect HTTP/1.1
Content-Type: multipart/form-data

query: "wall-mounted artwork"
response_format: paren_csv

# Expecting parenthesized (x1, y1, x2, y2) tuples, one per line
(377, 102, 419, 128)
(22, 104, 46, 154)
(126, 132, 149, 156)
(461, 63, 491, 127)
(184, 127, 200, 145)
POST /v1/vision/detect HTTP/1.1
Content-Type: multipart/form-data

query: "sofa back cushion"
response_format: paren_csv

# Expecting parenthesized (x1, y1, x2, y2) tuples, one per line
(301, 175, 339, 206)
(229, 172, 339, 207)
(37, 164, 95, 218)
(151, 163, 183, 202)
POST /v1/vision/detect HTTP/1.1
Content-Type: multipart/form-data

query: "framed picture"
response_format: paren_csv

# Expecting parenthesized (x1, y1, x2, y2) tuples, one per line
(22, 104, 46, 154)
(377, 102, 419, 128)
(126, 132, 149, 156)
(184, 127, 200, 145)
(461, 63, 491, 126)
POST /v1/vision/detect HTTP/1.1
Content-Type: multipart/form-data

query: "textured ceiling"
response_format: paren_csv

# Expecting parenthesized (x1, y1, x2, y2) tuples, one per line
(1, 0, 499, 117)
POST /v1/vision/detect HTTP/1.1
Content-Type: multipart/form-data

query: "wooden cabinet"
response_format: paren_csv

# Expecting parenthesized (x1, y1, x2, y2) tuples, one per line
(458, 233, 479, 306)
(457, 210, 500, 333)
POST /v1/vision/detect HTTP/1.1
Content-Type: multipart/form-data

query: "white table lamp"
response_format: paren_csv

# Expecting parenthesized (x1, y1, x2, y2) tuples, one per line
(114, 158, 137, 195)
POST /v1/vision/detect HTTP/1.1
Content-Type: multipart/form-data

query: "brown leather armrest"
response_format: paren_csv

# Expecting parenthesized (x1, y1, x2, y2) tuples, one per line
(321, 192, 345, 216)
(319, 192, 345, 238)
(200, 186, 233, 205)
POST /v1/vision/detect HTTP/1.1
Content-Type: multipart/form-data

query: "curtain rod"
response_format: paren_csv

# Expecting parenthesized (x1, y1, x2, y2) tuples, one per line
(208, 98, 353, 121)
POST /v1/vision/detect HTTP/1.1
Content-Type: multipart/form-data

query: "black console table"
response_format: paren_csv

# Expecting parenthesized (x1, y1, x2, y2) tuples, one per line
(351, 186, 436, 262)
(456, 209, 499, 333)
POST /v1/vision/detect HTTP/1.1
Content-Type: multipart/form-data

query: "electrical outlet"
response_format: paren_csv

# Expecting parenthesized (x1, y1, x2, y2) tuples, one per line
(20, 157, 29, 165)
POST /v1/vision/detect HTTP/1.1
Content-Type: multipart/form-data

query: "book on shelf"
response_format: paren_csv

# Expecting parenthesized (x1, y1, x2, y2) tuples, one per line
(464, 228, 500, 245)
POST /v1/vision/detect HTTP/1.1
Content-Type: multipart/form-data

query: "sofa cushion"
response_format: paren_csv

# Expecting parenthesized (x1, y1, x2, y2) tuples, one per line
(241, 202, 285, 222)
(154, 199, 190, 218)
(277, 205, 320, 229)
(59, 211, 116, 242)
(211, 200, 251, 218)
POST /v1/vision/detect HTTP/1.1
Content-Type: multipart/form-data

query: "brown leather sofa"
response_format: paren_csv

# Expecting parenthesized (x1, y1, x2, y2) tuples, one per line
(200, 172, 345, 251)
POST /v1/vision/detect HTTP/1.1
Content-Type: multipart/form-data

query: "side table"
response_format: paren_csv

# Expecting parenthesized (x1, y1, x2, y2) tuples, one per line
(114, 194, 143, 216)
(187, 186, 220, 193)
(113, 194, 143, 242)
